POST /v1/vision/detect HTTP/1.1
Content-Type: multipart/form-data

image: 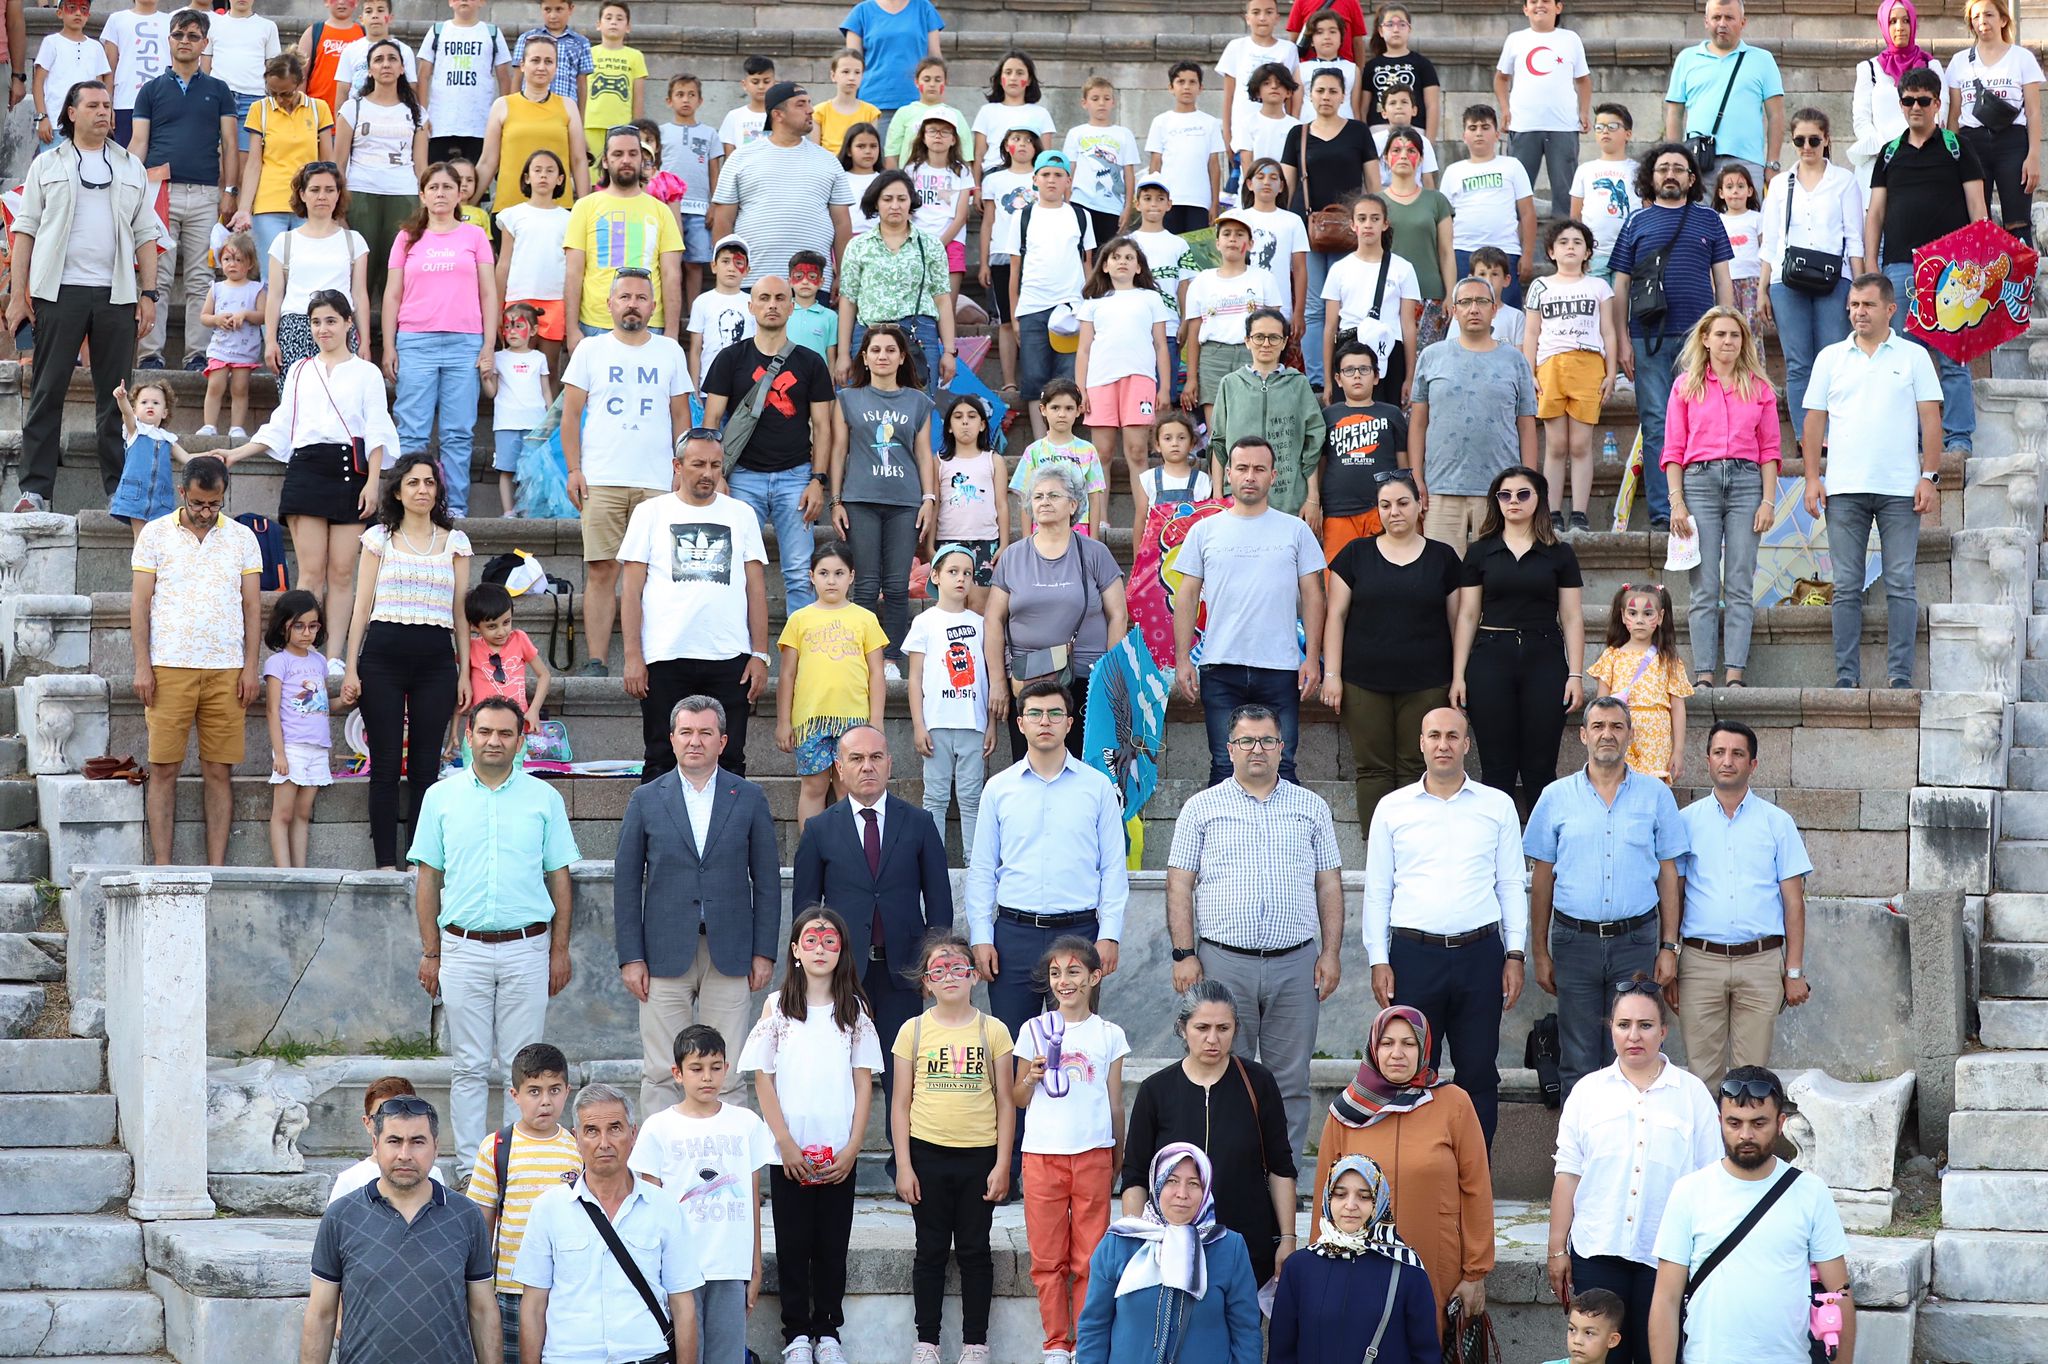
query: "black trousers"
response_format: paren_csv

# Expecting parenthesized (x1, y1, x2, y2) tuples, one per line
(1464, 625, 1568, 813)
(842, 500, 919, 659)
(1963, 122, 2032, 232)
(907, 1137, 997, 1346)
(1084, 207, 1125, 247)
(639, 655, 752, 782)
(21, 285, 135, 500)
(864, 953, 923, 1164)
(1389, 930, 1505, 1146)
(357, 622, 460, 869)
(1162, 205, 1211, 234)
(768, 1167, 859, 1344)
(1570, 1252, 1659, 1364)
(1005, 669, 1090, 762)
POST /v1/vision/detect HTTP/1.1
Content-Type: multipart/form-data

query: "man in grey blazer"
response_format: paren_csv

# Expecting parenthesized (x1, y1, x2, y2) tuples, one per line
(615, 694, 781, 1113)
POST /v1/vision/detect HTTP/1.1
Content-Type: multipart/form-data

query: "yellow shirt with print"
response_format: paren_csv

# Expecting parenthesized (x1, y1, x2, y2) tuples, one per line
(564, 189, 686, 329)
(777, 602, 888, 727)
(892, 1010, 1015, 1149)
(465, 1124, 582, 1293)
(583, 43, 647, 138)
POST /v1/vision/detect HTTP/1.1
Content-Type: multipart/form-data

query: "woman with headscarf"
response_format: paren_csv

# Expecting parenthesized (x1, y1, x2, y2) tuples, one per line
(1851, 0, 1945, 186)
(1309, 1005, 1493, 1336)
(1271, 1156, 1442, 1364)
(1075, 1143, 1264, 1364)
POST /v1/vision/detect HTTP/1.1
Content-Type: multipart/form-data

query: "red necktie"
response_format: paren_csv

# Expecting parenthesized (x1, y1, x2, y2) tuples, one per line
(863, 808, 885, 952)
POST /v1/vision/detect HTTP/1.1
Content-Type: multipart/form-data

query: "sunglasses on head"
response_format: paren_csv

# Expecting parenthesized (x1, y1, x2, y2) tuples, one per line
(682, 426, 724, 443)
(1614, 978, 1661, 999)
(1719, 1075, 1782, 1104)
(375, 1096, 434, 1118)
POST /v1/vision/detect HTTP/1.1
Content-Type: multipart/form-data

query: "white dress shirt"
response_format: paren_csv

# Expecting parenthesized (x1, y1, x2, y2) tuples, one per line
(249, 354, 402, 467)
(1759, 162, 1864, 275)
(1553, 1057, 1722, 1266)
(849, 791, 886, 846)
(511, 1175, 705, 1364)
(1361, 775, 1529, 964)
(678, 766, 717, 853)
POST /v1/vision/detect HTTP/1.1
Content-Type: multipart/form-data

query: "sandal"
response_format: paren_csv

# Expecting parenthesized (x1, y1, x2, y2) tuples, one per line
(1724, 678, 1748, 688)
(1694, 673, 1714, 689)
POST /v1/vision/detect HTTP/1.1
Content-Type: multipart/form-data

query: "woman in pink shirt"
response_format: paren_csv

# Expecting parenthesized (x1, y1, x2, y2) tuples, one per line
(1660, 306, 1780, 688)
(382, 162, 498, 520)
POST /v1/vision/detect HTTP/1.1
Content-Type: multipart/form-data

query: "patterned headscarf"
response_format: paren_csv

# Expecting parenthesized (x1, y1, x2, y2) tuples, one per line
(1107, 1143, 1229, 1299)
(1877, 0, 1935, 83)
(1312, 1154, 1426, 1269)
(1330, 1006, 1441, 1129)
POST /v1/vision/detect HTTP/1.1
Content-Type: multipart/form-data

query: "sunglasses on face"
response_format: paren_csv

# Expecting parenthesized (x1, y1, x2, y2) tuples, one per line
(1791, 134, 1826, 148)
(1495, 486, 1535, 503)
(924, 962, 976, 982)
(1898, 94, 1937, 107)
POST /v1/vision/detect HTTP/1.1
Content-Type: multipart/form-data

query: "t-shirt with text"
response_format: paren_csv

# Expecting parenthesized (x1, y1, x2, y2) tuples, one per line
(561, 331, 693, 490)
(1320, 400, 1406, 516)
(892, 1010, 1015, 1149)
(628, 1104, 775, 1281)
(617, 492, 768, 663)
(903, 606, 988, 732)
(778, 602, 890, 725)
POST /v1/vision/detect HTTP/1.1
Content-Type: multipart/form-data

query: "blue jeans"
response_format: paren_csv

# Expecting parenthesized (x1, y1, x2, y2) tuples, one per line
(729, 465, 817, 611)
(1549, 912, 1659, 1099)
(394, 331, 484, 518)
(1825, 490, 1919, 686)
(1510, 128, 1578, 220)
(1303, 247, 1346, 388)
(1680, 458, 1764, 673)
(251, 212, 301, 286)
(1630, 336, 1679, 520)
(1768, 277, 1850, 425)
(1017, 307, 1074, 403)
(851, 313, 943, 396)
(232, 91, 258, 152)
(1456, 247, 1523, 309)
(1884, 261, 1973, 453)
(1197, 663, 1301, 786)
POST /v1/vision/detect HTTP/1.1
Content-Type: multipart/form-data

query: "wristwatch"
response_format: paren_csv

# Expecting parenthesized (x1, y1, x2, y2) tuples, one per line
(811, 469, 829, 484)
(1785, 967, 1804, 979)
(140, 288, 161, 302)
(1505, 950, 1526, 962)
(1659, 940, 1682, 953)
(749, 650, 770, 664)
(1922, 470, 1941, 487)
(1171, 946, 1198, 962)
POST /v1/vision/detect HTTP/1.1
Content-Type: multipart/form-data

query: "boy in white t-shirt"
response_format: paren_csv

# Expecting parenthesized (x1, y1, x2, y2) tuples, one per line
(904, 546, 993, 857)
(100, 0, 172, 145)
(719, 53, 773, 156)
(1145, 61, 1226, 233)
(1216, 0, 1298, 155)
(1492, 0, 1590, 220)
(1442, 104, 1537, 307)
(629, 1026, 776, 1364)
(687, 236, 756, 388)
(1063, 76, 1141, 246)
(1009, 151, 1097, 438)
(202, 0, 278, 151)
(332, 0, 417, 105)
(418, 0, 514, 161)
(1568, 102, 1639, 279)
(33, 0, 110, 151)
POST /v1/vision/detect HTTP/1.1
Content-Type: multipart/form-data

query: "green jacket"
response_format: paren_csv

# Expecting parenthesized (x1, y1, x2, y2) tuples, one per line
(1209, 365, 1328, 515)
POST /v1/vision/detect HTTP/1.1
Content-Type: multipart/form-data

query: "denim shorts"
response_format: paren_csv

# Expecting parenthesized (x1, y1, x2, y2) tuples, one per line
(493, 429, 527, 472)
(680, 211, 712, 263)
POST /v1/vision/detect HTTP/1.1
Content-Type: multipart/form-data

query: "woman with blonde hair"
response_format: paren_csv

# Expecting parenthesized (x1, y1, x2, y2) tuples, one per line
(1944, 0, 2042, 235)
(1661, 306, 1780, 687)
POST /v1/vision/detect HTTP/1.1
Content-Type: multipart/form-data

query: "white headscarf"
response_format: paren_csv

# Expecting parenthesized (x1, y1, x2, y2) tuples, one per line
(1107, 1143, 1229, 1299)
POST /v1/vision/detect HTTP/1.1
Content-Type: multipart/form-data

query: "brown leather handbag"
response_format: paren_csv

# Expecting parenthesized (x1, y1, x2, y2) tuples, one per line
(1299, 124, 1356, 253)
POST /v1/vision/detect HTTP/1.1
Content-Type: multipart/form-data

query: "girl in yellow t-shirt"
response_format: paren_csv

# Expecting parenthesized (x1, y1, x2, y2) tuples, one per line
(776, 542, 889, 822)
(1587, 582, 1696, 783)
(889, 928, 1016, 1364)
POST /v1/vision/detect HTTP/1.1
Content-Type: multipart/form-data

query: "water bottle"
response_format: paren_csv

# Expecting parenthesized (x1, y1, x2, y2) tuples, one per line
(1602, 432, 1620, 465)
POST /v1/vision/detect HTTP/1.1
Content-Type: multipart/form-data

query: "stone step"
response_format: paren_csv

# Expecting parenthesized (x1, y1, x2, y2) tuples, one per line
(1993, 844, 2048, 897)
(0, 1290, 164, 1358)
(0, 1219, 141, 1291)
(2026, 659, 2048, 703)
(2028, 614, 2048, 661)
(0, 887, 43, 935)
(0, 1095, 117, 1149)
(1933, 1230, 2048, 1303)
(1949, 1109, 2048, 1171)
(1916, 1300, 2048, 1364)
(0, 986, 43, 1041)
(1954, 1051, 2048, 1112)
(1999, 792, 2048, 841)
(1943, 1171, 2048, 1232)
(2006, 749, 2048, 793)
(0, 781, 37, 832)
(0, 1151, 131, 1216)
(1986, 893, 2048, 944)
(0, 739, 26, 782)
(1976, 1000, 2048, 1051)
(0, 934, 63, 985)
(0, 833, 47, 884)
(0, 1041, 102, 1095)
(1982, 941, 2048, 994)
(2016, 702, 2048, 748)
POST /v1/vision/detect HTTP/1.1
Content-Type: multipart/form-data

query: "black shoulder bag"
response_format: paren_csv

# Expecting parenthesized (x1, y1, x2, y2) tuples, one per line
(1970, 48, 2023, 131)
(1627, 203, 1693, 353)
(1779, 173, 1843, 297)
(1684, 47, 1748, 170)
(578, 1195, 677, 1362)
(1677, 1163, 1804, 1362)
(718, 340, 797, 476)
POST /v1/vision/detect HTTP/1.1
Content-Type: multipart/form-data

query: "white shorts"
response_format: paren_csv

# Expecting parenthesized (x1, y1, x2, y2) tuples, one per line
(268, 741, 333, 788)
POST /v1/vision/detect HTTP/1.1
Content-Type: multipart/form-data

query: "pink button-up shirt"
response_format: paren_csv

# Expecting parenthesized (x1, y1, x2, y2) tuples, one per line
(1659, 368, 1783, 469)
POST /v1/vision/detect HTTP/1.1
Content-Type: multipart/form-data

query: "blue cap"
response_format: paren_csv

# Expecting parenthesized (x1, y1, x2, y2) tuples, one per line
(1033, 150, 1072, 173)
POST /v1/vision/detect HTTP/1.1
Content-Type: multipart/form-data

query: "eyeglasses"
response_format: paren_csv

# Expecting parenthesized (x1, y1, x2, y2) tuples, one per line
(1247, 331, 1287, 344)
(924, 962, 977, 982)
(1495, 486, 1535, 503)
(1020, 707, 1068, 721)
(375, 1096, 435, 1118)
(1791, 134, 1826, 148)
(183, 496, 224, 513)
(1228, 735, 1284, 751)
(1719, 1075, 1782, 1104)
(1337, 365, 1377, 378)
(1898, 94, 1937, 108)
(1591, 121, 1626, 132)
(1452, 294, 1494, 308)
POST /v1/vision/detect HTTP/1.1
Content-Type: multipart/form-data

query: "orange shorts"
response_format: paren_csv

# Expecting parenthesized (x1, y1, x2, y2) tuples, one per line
(1321, 509, 1383, 565)
(510, 298, 566, 343)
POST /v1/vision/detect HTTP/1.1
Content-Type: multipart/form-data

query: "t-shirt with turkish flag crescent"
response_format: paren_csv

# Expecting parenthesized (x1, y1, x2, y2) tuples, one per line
(1496, 28, 1589, 133)
(701, 340, 836, 475)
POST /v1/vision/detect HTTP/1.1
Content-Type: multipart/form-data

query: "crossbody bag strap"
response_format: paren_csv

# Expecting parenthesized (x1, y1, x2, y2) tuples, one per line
(576, 1193, 676, 1353)
(1707, 47, 1749, 139)
(1232, 1055, 1269, 1170)
(1684, 1163, 1803, 1303)
(1297, 123, 1314, 209)
(1364, 1261, 1402, 1360)
(1369, 252, 1391, 319)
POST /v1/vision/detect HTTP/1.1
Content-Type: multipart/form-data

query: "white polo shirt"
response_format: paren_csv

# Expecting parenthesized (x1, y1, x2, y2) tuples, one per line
(1553, 1057, 1722, 1266)
(1804, 330, 1941, 498)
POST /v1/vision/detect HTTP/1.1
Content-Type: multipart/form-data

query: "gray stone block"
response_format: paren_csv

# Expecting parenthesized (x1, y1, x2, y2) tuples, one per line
(19, 676, 109, 778)
(0, 831, 48, 882)
(0, 933, 61, 982)
(142, 1219, 319, 1298)
(151, 1269, 309, 1364)
(2000, 791, 2048, 840)
(1952, 1110, 2048, 1169)
(0, 594, 92, 684)
(1916, 1300, 2048, 1363)
(34, 775, 141, 891)
(1919, 691, 2012, 788)
(0, 885, 41, 934)
(0, 1094, 117, 1148)
(1996, 840, 2048, 894)
(1933, 1230, 2048, 1302)
(0, 1217, 141, 1290)
(1943, 1171, 2048, 1231)
(205, 1172, 329, 1217)
(0, 1150, 131, 1214)
(1903, 891, 1966, 1152)
(0, 1288, 164, 1357)
(1852, 1306, 1917, 1364)
(1987, 892, 2048, 941)
(0, 984, 40, 1038)
(1843, 1233, 1932, 1307)
(0, 1040, 101, 1093)
(1982, 942, 2048, 995)
(2010, 747, 2048, 791)
(1978, 1000, 2048, 1050)
(1929, 603, 2024, 701)
(0, 779, 37, 831)
(1955, 1051, 2048, 1110)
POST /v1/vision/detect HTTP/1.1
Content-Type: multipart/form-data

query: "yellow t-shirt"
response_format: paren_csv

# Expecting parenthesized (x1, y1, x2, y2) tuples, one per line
(246, 96, 334, 217)
(564, 189, 686, 329)
(459, 203, 492, 233)
(816, 98, 882, 157)
(777, 601, 888, 726)
(892, 1010, 1015, 1148)
(465, 1124, 582, 1293)
(583, 43, 647, 135)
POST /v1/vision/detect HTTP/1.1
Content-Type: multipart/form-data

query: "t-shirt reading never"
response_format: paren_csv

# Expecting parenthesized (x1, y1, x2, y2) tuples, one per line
(892, 1011, 1015, 1149)
(1176, 508, 1326, 670)
(1012, 1012, 1131, 1155)
(616, 492, 768, 663)
(628, 1104, 776, 1281)
(561, 332, 693, 490)
(701, 341, 836, 476)
(903, 606, 988, 732)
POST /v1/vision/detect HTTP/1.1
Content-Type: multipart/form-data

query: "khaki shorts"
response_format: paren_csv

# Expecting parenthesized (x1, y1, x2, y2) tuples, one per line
(581, 485, 666, 562)
(1423, 493, 1490, 556)
(1536, 350, 1606, 423)
(146, 666, 246, 766)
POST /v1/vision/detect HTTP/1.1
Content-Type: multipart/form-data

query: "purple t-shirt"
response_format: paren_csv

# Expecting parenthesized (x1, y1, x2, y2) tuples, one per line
(263, 649, 332, 748)
(388, 222, 494, 335)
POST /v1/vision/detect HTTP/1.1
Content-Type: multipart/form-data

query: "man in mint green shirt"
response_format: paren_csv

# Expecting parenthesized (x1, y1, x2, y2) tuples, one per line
(411, 696, 582, 1181)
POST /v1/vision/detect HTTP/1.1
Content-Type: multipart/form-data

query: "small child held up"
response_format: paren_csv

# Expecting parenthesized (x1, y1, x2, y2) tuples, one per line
(630, 1025, 776, 1364)
(1010, 936, 1128, 1364)
(465, 1043, 580, 1364)
(1542, 1286, 1626, 1364)
(466, 581, 551, 723)
(776, 543, 889, 824)
(930, 394, 1008, 612)
(485, 303, 553, 516)
(1133, 410, 1211, 534)
(1587, 581, 1694, 782)
(905, 545, 995, 855)
(198, 233, 265, 439)
(1714, 162, 1765, 336)
(1521, 218, 1616, 534)
(1075, 235, 1173, 506)
(738, 908, 884, 1364)
(262, 588, 331, 868)
(108, 379, 188, 535)
(892, 928, 1015, 1364)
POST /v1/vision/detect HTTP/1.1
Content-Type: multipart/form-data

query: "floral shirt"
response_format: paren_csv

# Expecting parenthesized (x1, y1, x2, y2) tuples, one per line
(131, 513, 262, 670)
(838, 227, 948, 325)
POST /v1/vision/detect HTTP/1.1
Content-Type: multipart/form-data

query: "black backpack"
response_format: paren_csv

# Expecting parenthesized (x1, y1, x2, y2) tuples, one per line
(479, 552, 577, 672)
(235, 513, 291, 593)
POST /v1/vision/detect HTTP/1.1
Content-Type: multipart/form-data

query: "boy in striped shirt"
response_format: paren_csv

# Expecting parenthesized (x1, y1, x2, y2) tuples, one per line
(467, 1042, 581, 1364)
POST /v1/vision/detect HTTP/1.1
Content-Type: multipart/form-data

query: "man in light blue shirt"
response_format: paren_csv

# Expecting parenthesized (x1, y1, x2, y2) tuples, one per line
(1674, 719, 1813, 1088)
(1661, 0, 1785, 186)
(1525, 696, 1687, 1098)
(412, 697, 583, 1181)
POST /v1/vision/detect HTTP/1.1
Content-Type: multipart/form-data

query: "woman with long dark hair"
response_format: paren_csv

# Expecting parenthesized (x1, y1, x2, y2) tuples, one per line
(836, 168, 959, 394)
(338, 451, 473, 870)
(1280, 67, 1378, 390)
(334, 38, 427, 307)
(262, 164, 372, 373)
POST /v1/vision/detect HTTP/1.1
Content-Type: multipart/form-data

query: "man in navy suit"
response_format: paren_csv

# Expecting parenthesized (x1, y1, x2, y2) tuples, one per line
(615, 695, 781, 1115)
(791, 724, 954, 1121)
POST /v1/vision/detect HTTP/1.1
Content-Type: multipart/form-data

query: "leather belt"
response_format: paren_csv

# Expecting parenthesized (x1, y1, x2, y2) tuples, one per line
(1202, 937, 1314, 959)
(1552, 908, 1657, 938)
(443, 921, 549, 943)
(1682, 934, 1785, 958)
(1393, 924, 1500, 950)
(998, 907, 1097, 929)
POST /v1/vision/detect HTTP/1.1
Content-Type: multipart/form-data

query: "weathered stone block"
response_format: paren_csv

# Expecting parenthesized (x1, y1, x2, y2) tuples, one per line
(36, 772, 143, 888)
(1844, 1233, 1932, 1308)
(1929, 604, 2024, 701)
(151, 1269, 311, 1364)
(1951, 1110, 2048, 1170)
(0, 1287, 162, 1356)
(1806, 830, 1907, 897)
(1903, 890, 1967, 1153)
(1785, 1069, 1914, 1192)
(1952, 527, 2037, 607)
(145, 1217, 363, 1297)
(0, 932, 58, 980)
(0, 1091, 117, 1146)
(0, 1215, 142, 1290)
(1910, 786, 1995, 894)
(1933, 1230, 2048, 1302)
(1919, 691, 2012, 787)
(1861, 788, 1910, 831)
(1788, 725, 1920, 789)
(0, 511, 78, 596)
(205, 1059, 316, 1174)
(0, 1147, 131, 1213)
(0, 981, 41, 1037)
(1944, 1171, 2048, 1231)
(19, 672, 109, 777)
(1977, 999, 2048, 1051)
(1954, 1051, 2048, 1110)
(206, 1171, 329, 1216)
(0, 1037, 100, 1093)
(0, 592, 91, 682)
(1917, 1300, 2048, 1364)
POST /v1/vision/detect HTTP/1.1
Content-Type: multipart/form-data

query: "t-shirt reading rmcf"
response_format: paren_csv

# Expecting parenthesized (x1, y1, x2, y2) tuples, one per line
(891, 1011, 1015, 1148)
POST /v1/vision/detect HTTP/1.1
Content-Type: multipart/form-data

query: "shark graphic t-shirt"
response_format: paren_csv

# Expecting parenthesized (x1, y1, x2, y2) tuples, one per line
(629, 1103, 776, 1280)
(1569, 157, 1639, 257)
(837, 385, 936, 508)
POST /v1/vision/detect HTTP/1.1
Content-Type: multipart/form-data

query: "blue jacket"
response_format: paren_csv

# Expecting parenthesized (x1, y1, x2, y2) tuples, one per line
(1270, 1249, 1441, 1364)
(1075, 1228, 1263, 1364)
(613, 766, 780, 978)
(790, 796, 953, 975)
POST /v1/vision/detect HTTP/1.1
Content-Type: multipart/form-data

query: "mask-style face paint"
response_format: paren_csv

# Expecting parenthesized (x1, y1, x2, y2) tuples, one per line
(799, 927, 841, 953)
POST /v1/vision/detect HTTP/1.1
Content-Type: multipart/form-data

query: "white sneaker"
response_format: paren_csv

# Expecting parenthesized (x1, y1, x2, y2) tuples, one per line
(814, 1340, 847, 1364)
(229, 426, 247, 440)
(911, 1345, 942, 1364)
(958, 1347, 991, 1364)
(783, 1338, 814, 1364)
(195, 424, 217, 437)
(884, 660, 904, 682)
(1043, 1351, 1073, 1364)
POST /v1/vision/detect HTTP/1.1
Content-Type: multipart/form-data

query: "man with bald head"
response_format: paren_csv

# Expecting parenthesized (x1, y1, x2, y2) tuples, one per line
(1359, 705, 1528, 1145)
(791, 724, 954, 1125)
(701, 272, 834, 616)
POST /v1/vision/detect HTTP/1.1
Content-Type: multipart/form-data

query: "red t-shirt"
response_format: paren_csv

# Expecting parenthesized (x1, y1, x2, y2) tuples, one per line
(469, 629, 539, 708)
(1287, 0, 1369, 56)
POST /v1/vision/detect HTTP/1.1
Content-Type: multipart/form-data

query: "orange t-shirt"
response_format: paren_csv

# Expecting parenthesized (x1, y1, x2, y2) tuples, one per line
(305, 20, 364, 111)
